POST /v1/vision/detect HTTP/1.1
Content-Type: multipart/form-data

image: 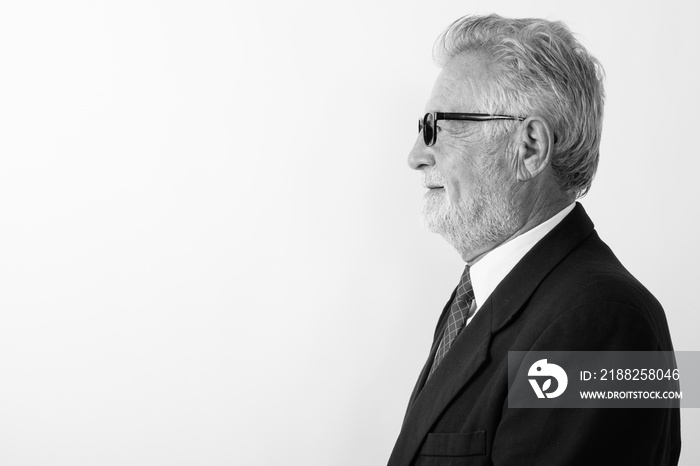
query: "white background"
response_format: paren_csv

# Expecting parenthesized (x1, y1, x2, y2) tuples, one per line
(0, 0, 698, 465)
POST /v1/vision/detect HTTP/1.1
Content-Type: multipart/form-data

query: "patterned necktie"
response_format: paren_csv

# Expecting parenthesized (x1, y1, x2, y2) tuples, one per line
(429, 265, 475, 378)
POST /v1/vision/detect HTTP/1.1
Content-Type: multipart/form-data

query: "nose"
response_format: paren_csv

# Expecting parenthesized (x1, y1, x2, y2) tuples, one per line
(407, 136, 435, 171)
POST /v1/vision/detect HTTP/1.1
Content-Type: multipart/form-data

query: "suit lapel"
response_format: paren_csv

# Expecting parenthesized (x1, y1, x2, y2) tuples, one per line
(390, 301, 493, 466)
(486, 203, 594, 334)
(403, 289, 456, 416)
(389, 203, 596, 466)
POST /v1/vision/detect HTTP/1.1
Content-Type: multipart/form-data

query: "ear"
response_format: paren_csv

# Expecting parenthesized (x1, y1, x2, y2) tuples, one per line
(513, 117, 553, 182)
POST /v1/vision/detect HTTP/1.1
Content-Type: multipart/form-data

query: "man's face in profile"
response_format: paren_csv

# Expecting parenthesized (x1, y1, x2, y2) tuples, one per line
(408, 53, 521, 260)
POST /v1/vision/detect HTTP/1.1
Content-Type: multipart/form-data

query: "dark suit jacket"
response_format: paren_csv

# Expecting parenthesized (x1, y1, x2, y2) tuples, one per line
(388, 204, 681, 466)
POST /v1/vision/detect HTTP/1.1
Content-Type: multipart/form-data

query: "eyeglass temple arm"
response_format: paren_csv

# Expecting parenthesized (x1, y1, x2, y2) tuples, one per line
(436, 112, 525, 121)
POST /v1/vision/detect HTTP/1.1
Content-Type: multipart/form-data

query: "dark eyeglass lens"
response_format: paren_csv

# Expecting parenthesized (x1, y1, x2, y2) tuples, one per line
(422, 114, 434, 145)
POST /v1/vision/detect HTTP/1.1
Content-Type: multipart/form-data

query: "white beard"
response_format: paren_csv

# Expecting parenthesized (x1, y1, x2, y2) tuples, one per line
(420, 161, 520, 259)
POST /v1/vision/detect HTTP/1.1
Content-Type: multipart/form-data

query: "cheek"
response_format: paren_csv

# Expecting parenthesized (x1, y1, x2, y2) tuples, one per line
(434, 137, 482, 203)
(443, 161, 478, 204)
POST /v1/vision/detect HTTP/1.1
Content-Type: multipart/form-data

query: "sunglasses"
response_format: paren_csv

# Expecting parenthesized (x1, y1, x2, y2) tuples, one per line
(418, 112, 525, 146)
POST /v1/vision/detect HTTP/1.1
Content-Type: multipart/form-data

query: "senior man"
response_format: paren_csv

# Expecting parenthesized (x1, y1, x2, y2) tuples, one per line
(388, 15, 680, 466)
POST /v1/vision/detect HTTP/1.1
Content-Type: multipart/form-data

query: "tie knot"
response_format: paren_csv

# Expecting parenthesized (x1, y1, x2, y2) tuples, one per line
(456, 265, 474, 303)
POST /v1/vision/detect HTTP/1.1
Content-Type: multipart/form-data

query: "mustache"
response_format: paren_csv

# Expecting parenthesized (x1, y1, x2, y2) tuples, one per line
(421, 170, 447, 188)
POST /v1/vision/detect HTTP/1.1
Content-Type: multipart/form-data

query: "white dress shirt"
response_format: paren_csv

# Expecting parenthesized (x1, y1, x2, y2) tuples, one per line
(465, 203, 576, 326)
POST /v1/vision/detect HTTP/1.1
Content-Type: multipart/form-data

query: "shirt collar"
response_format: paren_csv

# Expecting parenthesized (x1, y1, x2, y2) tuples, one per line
(467, 203, 576, 311)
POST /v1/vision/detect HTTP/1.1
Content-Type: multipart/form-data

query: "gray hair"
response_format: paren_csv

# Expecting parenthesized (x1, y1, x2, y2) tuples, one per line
(434, 14, 605, 199)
